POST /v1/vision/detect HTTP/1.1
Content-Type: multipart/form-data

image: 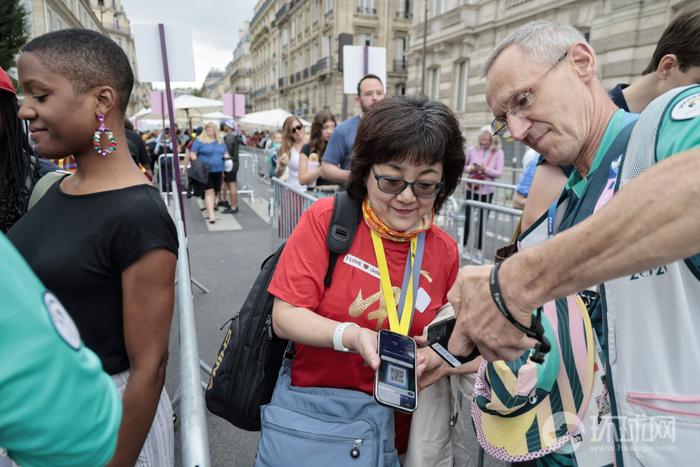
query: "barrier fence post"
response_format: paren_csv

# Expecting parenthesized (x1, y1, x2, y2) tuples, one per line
(171, 180, 211, 467)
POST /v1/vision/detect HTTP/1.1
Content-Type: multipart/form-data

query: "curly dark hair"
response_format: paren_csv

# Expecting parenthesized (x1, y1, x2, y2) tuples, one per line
(346, 95, 465, 212)
(0, 92, 38, 233)
(309, 110, 336, 157)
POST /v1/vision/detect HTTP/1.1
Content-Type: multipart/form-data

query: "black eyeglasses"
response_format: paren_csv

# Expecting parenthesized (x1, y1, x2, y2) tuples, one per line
(372, 168, 444, 198)
(291, 125, 303, 133)
(490, 52, 568, 136)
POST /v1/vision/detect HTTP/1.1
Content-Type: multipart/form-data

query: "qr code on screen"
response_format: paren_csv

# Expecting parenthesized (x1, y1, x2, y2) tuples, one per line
(387, 364, 407, 387)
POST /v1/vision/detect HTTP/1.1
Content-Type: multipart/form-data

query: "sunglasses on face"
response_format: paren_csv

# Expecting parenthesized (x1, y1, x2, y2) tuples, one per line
(372, 168, 444, 198)
(291, 125, 303, 133)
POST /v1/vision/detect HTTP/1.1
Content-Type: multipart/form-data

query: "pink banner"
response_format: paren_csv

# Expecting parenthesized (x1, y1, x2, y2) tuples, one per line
(224, 93, 246, 117)
(150, 90, 172, 116)
(234, 94, 246, 117)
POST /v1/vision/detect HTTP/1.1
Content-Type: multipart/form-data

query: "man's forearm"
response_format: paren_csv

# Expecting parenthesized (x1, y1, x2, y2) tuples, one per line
(502, 148, 700, 312)
(320, 162, 350, 183)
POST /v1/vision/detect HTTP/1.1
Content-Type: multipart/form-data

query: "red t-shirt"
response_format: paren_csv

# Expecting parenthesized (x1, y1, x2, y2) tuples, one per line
(268, 197, 459, 451)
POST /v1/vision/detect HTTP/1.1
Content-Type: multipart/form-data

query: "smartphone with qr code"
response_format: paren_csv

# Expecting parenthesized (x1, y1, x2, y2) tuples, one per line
(374, 329, 418, 413)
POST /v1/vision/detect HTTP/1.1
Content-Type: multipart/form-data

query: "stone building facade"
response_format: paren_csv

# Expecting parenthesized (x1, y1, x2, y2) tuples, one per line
(228, 25, 254, 113)
(405, 0, 695, 150)
(20, 0, 150, 116)
(249, 0, 412, 120)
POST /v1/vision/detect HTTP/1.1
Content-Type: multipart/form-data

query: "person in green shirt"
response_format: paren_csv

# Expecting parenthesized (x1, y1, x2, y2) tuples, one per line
(0, 233, 121, 466)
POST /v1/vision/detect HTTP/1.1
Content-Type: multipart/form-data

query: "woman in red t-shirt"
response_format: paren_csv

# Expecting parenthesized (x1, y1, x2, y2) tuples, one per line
(267, 96, 470, 456)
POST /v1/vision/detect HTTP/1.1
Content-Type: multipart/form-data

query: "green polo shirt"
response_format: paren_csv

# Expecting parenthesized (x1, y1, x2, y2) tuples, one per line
(565, 110, 627, 199)
(0, 234, 121, 466)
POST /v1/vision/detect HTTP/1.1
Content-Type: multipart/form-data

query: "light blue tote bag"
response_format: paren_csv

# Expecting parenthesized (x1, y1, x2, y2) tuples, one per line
(255, 359, 401, 467)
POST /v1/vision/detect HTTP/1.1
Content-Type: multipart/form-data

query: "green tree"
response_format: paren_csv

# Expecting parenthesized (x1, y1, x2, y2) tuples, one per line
(0, 0, 29, 70)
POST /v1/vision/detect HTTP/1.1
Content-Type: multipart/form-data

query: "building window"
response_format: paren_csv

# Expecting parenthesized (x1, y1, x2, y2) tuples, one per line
(434, 0, 443, 16)
(357, 0, 375, 15)
(21, 0, 33, 35)
(312, 41, 320, 63)
(322, 34, 331, 57)
(395, 83, 406, 96)
(313, 0, 321, 23)
(455, 60, 468, 111)
(324, 0, 333, 14)
(429, 67, 439, 100)
(356, 33, 373, 47)
(394, 37, 406, 72)
(396, 0, 413, 19)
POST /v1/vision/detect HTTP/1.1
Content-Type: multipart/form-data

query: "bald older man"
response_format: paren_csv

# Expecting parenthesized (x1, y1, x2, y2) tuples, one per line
(447, 20, 700, 466)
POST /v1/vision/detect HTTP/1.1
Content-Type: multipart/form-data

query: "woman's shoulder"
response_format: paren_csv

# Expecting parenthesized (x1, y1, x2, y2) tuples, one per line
(104, 185, 171, 220)
(426, 224, 458, 254)
(307, 196, 334, 219)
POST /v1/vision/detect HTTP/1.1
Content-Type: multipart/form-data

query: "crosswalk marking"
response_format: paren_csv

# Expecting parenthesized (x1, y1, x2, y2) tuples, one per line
(194, 199, 242, 231)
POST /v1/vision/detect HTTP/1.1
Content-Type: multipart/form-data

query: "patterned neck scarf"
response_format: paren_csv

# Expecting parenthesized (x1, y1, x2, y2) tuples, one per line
(362, 198, 434, 242)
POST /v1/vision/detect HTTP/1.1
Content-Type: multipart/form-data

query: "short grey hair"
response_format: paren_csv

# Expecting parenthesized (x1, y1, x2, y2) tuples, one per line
(482, 20, 588, 77)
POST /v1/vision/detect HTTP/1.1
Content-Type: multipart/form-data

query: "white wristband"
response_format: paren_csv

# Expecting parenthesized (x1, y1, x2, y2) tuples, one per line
(333, 322, 359, 352)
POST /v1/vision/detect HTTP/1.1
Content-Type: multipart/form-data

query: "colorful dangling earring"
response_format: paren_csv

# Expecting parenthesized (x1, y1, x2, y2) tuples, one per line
(92, 113, 117, 157)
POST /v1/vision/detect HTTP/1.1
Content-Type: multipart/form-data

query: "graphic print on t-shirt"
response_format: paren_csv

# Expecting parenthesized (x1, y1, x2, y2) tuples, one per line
(347, 262, 433, 331)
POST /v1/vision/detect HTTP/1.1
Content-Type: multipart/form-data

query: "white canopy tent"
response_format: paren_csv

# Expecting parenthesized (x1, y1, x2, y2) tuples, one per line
(130, 95, 223, 129)
(238, 109, 310, 130)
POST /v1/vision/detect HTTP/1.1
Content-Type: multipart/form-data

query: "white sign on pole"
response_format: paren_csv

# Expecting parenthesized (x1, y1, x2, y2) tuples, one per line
(342, 46, 387, 94)
(132, 23, 196, 82)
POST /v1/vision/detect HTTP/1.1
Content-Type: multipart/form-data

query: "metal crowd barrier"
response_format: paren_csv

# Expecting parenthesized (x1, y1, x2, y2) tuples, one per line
(270, 177, 318, 250)
(459, 199, 522, 265)
(457, 177, 519, 208)
(154, 153, 188, 207)
(153, 170, 211, 466)
(268, 175, 522, 267)
(168, 180, 212, 466)
(237, 153, 258, 204)
(240, 146, 270, 179)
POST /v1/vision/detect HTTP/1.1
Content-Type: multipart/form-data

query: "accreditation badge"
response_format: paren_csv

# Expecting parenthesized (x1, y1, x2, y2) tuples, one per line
(670, 92, 700, 121)
(44, 291, 81, 350)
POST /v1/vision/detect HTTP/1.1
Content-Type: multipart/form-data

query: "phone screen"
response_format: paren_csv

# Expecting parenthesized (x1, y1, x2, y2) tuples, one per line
(374, 330, 417, 413)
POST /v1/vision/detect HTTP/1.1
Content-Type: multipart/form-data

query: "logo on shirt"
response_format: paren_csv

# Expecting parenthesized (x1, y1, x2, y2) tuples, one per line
(629, 266, 668, 281)
(44, 291, 81, 351)
(670, 92, 700, 121)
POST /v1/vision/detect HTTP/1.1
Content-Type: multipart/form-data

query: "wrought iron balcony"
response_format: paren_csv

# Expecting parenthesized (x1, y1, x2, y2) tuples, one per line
(356, 6, 376, 15)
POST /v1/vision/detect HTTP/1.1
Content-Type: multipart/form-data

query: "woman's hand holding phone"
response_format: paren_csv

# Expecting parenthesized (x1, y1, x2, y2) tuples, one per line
(347, 326, 381, 370)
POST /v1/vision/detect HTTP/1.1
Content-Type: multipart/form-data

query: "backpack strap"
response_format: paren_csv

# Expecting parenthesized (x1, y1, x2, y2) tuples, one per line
(28, 170, 69, 211)
(324, 191, 362, 287)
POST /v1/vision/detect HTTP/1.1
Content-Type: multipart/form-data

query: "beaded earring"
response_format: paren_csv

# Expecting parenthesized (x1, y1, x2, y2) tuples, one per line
(92, 113, 117, 157)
